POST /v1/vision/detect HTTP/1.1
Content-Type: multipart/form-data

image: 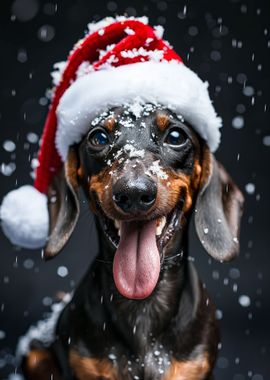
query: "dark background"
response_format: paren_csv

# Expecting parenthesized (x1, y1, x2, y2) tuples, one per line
(0, 0, 269, 379)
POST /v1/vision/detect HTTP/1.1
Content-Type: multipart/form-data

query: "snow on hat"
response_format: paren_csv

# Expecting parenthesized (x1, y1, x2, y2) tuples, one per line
(0, 16, 222, 249)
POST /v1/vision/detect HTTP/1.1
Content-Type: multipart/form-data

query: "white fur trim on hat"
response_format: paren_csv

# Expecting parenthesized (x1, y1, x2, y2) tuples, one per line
(56, 60, 222, 160)
(0, 185, 49, 249)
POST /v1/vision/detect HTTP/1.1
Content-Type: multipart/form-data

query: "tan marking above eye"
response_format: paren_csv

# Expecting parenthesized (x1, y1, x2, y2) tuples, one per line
(156, 112, 170, 131)
(104, 116, 116, 132)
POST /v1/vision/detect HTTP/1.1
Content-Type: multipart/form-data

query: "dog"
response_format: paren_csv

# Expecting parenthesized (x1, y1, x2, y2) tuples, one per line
(20, 103, 244, 380)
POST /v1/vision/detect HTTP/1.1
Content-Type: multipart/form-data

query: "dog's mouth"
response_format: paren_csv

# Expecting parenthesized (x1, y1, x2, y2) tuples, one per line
(98, 206, 182, 300)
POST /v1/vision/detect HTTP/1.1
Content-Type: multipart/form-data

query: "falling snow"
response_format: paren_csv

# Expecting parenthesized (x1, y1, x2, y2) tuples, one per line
(262, 135, 270, 146)
(0, 2, 269, 379)
(57, 266, 69, 278)
(232, 116, 244, 129)
(2, 141, 16, 153)
(238, 295, 251, 308)
(245, 183, 256, 194)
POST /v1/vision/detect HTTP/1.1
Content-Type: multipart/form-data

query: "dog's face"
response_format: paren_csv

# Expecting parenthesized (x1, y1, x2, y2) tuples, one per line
(45, 104, 244, 300)
(80, 105, 201, 251)
(79, 105, 202, 298)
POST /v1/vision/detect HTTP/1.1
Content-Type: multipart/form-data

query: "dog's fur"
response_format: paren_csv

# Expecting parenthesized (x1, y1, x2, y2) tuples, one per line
(22, 105, 244, 380)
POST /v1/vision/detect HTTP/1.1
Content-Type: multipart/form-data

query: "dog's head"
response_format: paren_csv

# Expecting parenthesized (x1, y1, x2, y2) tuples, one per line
(45, 104, 244, 299)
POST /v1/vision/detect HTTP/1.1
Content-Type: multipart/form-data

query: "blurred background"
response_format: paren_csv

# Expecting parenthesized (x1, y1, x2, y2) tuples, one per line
(0, 0, 269, 379)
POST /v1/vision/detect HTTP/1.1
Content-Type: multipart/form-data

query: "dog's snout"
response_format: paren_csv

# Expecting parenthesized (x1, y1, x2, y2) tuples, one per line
(113, 176, 157, 214)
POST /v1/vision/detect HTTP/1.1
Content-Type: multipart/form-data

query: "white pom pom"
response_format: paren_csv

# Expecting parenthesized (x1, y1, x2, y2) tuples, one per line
(0, 185, 49, 249)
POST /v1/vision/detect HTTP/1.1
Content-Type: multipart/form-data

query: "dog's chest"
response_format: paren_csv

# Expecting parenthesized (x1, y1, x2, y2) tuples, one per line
(64, 263, 212, 379)
(70, 345, 169, 380)
(117, 344, 172, 380)
(69, 343, 210, 380)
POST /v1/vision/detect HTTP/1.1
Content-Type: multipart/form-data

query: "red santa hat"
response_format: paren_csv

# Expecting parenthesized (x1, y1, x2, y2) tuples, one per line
(0, 16, 222, 249)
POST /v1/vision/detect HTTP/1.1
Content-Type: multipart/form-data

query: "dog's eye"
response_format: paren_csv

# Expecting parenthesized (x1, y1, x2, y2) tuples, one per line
(88, 128, 109, 149)
(164, 128, 186, 147)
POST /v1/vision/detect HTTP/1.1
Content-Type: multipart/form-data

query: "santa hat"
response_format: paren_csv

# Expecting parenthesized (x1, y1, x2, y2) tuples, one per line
(0, 16, 222, 249)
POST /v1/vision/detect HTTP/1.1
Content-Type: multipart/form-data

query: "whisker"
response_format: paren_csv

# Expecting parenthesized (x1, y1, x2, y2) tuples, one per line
(164, 250, 183, 262)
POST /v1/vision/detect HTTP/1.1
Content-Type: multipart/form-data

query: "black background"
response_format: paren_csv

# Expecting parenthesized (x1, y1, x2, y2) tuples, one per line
(0, 0, 270, 379)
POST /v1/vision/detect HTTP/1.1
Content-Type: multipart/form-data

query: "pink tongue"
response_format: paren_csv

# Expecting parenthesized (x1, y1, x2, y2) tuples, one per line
(113, 220, 160, 299)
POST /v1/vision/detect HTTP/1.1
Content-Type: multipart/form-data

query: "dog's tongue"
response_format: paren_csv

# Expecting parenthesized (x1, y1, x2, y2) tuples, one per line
(113, 220, 160, 299)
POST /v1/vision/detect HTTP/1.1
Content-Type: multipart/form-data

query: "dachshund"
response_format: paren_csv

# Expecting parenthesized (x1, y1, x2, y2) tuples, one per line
(21, 103, 244, 380)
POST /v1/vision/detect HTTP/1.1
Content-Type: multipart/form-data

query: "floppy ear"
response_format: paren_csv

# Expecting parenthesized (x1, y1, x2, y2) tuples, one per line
(44, 146, 80, 260)
(194, 146, 244, 262)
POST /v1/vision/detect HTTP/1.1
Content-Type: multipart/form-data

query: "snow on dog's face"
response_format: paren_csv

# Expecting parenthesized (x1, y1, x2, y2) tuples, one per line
(45, 103, 244, 300)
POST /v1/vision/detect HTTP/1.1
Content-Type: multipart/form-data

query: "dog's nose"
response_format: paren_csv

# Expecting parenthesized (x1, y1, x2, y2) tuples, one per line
(113, 176, 157, 214)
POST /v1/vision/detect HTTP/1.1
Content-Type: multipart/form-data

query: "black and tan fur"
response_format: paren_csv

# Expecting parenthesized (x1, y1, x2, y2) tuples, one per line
(22, 105, 244, 379)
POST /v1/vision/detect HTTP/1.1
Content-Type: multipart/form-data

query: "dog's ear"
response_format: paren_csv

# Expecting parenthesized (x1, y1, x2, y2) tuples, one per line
(44, 146, 80, 260)
(194, 146, 244, 262)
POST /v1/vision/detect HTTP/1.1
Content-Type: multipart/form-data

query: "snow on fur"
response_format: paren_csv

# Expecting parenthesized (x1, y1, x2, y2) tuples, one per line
(16, 293, 72, 360)
(56, 61, 222, 160)
(0, 185, 49, 249)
